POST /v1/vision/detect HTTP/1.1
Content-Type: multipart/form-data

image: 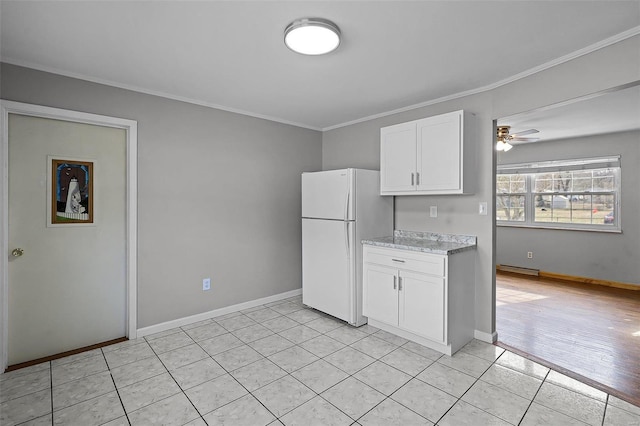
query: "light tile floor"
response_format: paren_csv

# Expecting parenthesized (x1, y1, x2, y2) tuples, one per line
(2, 295, 639, 426)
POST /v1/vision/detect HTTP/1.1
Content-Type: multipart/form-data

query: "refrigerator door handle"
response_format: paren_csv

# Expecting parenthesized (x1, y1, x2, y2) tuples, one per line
(344, 191, 349, 221)
(344, 222, 350, 258)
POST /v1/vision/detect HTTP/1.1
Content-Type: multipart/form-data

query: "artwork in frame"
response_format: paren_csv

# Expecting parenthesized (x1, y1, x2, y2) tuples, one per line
(51, 158, 94, 225)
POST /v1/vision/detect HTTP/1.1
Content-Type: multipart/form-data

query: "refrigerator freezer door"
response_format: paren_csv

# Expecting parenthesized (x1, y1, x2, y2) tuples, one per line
(302, 169, 355, 221)
(302, 218, 355, 323)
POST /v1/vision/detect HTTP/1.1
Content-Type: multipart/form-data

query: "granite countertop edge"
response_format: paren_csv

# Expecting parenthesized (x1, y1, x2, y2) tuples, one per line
(361, 230, 477, 255)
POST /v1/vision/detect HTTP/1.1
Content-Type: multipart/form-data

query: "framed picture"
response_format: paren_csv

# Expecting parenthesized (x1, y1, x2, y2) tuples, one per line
(50, 157, 94, 225)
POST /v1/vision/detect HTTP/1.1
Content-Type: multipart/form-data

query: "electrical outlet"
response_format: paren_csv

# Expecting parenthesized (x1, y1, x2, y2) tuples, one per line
(527, 252, 533, 259)
(430, 206, 438, 218)
(202, 278, 211, 291)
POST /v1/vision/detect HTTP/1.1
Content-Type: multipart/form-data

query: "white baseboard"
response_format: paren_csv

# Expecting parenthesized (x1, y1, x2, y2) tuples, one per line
(474, 329, 498, 343)
(369, 319, 455, 356)
(136, 288, 302, 338)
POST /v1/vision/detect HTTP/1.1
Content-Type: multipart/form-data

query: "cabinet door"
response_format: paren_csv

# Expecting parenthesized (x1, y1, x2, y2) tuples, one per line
(380, 122, 416, 194)
(363, 263, 398, 326)
(416, 111, 462, 192)
(398, 271, 445, 343)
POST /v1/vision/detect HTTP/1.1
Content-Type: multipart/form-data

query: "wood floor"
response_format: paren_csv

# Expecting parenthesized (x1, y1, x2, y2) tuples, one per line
(496, 271, 640, 407)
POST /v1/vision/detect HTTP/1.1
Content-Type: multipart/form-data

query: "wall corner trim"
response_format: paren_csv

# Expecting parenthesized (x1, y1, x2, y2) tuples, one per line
(474, 330, 498, 344)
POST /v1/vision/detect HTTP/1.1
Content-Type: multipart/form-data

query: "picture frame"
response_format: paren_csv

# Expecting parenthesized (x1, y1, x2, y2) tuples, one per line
(49, 157, 94, 225)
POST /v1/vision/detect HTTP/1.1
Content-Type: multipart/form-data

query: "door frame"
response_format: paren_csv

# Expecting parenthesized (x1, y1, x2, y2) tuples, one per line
(0, 100, 138, 371)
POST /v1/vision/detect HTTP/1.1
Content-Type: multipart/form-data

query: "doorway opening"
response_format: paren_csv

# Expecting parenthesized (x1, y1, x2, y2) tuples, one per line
(493, 82, 640, 405)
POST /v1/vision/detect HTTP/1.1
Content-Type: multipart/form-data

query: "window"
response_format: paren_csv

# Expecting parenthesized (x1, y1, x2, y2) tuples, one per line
(497, 157, 620, 231)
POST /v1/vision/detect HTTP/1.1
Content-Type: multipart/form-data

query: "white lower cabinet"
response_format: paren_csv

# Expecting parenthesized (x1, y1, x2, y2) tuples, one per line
(399, 271, 445, 343)
(363, 264, 398, 326)
(363, 245, 475, 355)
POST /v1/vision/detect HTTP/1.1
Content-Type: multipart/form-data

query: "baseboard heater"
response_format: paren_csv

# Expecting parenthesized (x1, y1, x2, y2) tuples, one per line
(498, 265, 540, 276)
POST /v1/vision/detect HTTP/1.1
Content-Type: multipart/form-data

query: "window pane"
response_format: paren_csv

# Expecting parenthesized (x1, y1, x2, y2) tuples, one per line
(593, 169, 615, 191)
(534, 195, 572, 223)
(596, 195, 615, 225)
(497, 174, 525, 193)
(552, 172, 572, 192)
(534, 173, 553, 192)
(534, 194, 616, 225)
(572, 171, 592, 191)
(496, 195, 525, 221)
(570, 195, 593, 224)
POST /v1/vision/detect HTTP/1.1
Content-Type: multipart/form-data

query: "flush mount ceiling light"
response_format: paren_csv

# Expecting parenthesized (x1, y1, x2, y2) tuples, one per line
(284, 18, 341, 55)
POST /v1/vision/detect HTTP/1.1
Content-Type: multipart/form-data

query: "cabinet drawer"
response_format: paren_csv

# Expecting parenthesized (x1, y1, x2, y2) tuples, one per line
(363, 246, 446, 277)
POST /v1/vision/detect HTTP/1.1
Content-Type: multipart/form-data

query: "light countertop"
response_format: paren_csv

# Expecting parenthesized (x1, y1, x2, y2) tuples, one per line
(362, 230, 477, 255)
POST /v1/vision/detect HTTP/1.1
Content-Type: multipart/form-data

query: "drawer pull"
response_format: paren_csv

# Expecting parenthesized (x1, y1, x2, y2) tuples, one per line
(391, 258, 406, 263)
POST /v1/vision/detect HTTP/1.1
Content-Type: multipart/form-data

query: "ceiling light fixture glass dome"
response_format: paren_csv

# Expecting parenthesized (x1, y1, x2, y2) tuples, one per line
(284, 18, 341, 55)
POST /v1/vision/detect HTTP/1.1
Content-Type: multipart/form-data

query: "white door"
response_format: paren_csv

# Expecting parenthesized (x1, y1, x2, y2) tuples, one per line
(7, 113, 127, 365)
(380, 121, 416, 193)
(302, 169, 354, 220)
(362, 263, 398, 326)
(399, 271, 445, 343)
(302, 218, 354, 322)
(417, 111, 462, 191)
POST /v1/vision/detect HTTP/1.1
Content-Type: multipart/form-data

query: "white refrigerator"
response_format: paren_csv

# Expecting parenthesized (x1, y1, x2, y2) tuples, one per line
(302, 168, 393, 326)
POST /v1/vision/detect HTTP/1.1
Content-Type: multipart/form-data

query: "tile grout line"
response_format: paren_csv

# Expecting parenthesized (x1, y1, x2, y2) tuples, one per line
(535, 377, 610, 425)
(286, 317, 434, 424)
(234, 307, 351, 422)
(188, 320, 282, 423)
(190, 308, 364, 423)
(203, 307, 423, 423)
(145, 327, 208, 425)
(350, 354, 438, 424)
(515, 364, 550, 426)
(102, 347, 132, 426)
(601, 394, 609, 426)
(429, 352, 493, 425)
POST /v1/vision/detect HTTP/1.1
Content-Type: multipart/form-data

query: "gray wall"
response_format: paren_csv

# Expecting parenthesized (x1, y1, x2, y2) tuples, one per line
(323, 35, 640, 337)
(2, 34, 638, 336)
(1, 63, 323, 328)
(496, 130, 640, 285)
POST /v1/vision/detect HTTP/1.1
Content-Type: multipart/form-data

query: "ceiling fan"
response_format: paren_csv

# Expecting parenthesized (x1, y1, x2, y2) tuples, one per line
(496, 126, 540, 151)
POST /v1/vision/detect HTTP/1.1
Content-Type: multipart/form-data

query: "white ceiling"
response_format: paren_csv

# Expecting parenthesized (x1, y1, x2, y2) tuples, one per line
(1, 1, 639, 130)
(498, 84, 640, 144)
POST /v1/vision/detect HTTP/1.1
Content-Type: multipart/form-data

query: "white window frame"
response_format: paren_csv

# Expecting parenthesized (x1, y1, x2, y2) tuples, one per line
(497, 156, 621, 233)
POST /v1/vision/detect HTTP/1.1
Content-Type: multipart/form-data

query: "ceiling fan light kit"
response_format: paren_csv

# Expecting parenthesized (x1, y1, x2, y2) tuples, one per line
(496, 125, 539, 151)
(284, 18, 341, 55)
(496, 139, 513, 152)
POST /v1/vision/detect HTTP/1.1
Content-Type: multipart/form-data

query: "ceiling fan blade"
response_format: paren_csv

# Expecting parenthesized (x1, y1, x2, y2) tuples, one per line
(511, 129, 539, 137)
(511, 137, 540, 142)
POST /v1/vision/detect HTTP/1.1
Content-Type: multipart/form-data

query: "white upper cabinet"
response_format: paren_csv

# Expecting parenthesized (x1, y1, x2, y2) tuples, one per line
(380, 122, 416, 193)
(380, 110, 475, 195)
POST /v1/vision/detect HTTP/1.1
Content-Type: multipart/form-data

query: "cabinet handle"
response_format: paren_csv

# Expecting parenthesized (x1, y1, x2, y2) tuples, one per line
(393, 275, 397, 290)
(398, 277, 403, 291)
(416, 172, 420, 185)
(411, 173, 415, 186)
(391, 258, 405, 263)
